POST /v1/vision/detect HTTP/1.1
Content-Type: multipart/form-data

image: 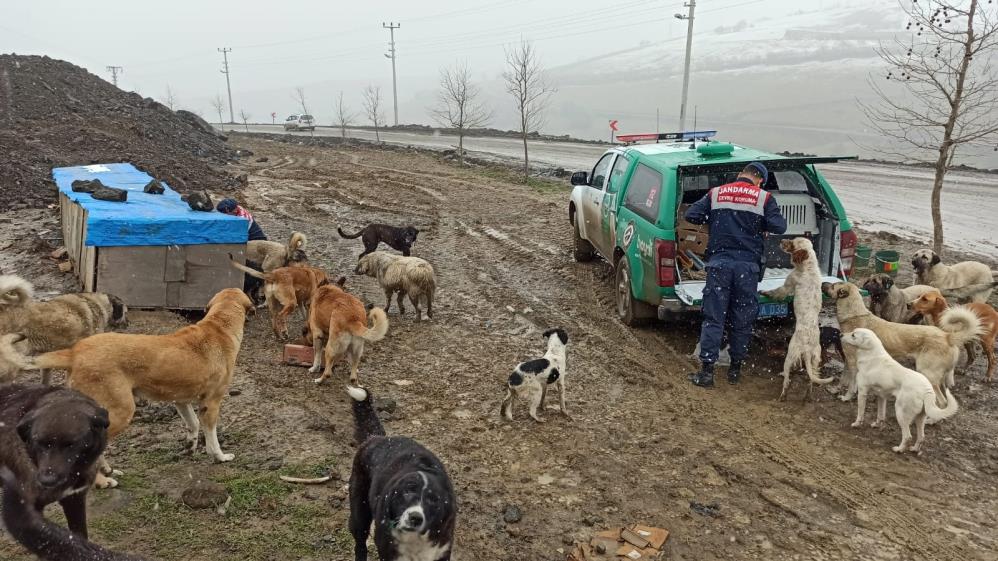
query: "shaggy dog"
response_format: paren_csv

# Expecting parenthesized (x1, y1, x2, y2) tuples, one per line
(339, 224, 419, 258)
(0, 383, 109, 539)
(861, 274, 934, 323)
(306, 282, 388, 385)
(911, 289, 998, 382)
(501, 328, 570, 422)
(823, 282, 981, 403)
(843, 328, 958, 454)
(347, 386, 456, 561)
(231, 260, 328, 339)
(0, 275, 127, 384)
(911, 249, 995, 302)
(247, 231, 307, 272)
(0, 289, 254, 489)
(759, 238, 833, 400)
(355, 251, 436, 321)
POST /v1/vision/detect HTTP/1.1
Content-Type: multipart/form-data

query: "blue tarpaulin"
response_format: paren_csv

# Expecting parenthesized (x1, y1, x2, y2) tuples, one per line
(53, 163, 248, 247)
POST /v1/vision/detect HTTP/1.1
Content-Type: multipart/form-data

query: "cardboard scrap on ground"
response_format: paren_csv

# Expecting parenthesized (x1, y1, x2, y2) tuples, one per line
(567, 524, 669, 561)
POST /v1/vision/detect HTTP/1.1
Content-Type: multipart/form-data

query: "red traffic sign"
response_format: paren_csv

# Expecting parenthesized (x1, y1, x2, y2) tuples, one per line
(271, 112, 277, 118)
(609, 119, 619, 132)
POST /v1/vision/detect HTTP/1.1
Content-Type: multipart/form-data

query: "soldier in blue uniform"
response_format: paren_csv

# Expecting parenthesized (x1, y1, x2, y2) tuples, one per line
(684, 162, 787, 387)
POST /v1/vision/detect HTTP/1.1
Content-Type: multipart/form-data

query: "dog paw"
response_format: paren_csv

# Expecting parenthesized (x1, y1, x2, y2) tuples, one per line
(313, 377, 324, 384)
(870, 421, 883, 428)
(308, 366, 320, 374)
(850, 421, 863, 428)
(95, 476, 119, 489)
(214, 453, 235, 463)
(531, 416, 546, 423)
(838, 394, 853, 402)
(111, 469, 123, 477)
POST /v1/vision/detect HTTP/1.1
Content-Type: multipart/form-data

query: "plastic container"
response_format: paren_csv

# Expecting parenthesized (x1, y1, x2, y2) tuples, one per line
(854, 245, 872, 269)
(874, 250, 900, 276)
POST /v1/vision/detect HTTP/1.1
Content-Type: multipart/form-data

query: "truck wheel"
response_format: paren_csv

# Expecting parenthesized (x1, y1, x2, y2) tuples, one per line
(573, 223, 595, 262)
(615, 258, 652, 327)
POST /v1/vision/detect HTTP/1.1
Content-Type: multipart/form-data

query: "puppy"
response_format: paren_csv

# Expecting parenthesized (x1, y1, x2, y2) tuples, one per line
(0, 289, 254, 489)
(759, 238, 833, 400)
(0, 274, 127, 384)
(823, 282, 981, 402)
(819, 326, 844, 367)
(355, 251, 436, 321)
(842, 328, 958, 454)
(911, 249, 995, 302)
(246, 231, 307, 272)
(231, 260, 328, 339)
(861, 274, 933, 323)
(501, 328, 570, 422)
(1, 468, 145, 561)
(339, 224, 419, 258)
(347, 386, 456, 561)
(0, 382, 109, 539)
(306, 282, 388, 385)
(911, 289, 998, 382)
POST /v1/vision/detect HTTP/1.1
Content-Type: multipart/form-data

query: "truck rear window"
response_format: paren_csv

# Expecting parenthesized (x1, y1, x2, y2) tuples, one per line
(623, 163, 662, 223)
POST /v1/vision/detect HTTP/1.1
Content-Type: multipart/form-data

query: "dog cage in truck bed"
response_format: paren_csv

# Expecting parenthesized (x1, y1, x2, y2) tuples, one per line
(671, 157, 855, 314)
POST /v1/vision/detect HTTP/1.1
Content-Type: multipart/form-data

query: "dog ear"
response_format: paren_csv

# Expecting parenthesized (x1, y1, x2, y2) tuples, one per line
(16, 412, 35, 443)
(791, 249, 808, 266)
(837, 286, 850, 299)
(91, 408, 110, 431)
(882, 276, 893, 290)
(930, 253, 940, 265)
(336, 276, 347, 287)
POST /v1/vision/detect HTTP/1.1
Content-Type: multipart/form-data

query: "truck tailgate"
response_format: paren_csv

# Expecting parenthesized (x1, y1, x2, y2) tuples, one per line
(674, 268, 842, 306)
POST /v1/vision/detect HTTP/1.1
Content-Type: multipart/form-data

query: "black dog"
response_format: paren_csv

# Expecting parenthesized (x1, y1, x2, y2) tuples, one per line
(338, 224, 419, 258)
(347, 386, 456, 561)
(819, 326, 844, 367)
(1, 469, 145, 561)
(0, 384, 109, 539)
(241, 259, 265, 305)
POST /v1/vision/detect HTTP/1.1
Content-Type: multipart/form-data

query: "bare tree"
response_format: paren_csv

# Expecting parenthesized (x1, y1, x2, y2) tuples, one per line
(431, 62, 492, 165)
(293, 86, 309, 115)
(334, 91, 356, 140)
(239, 109, 251, 133)
(362, 85, 384, 142)
(861, 0, 998, 255)
(210, 93, 225, 125)
(162, 85, 177, 111)
(503, 40, 556, 181)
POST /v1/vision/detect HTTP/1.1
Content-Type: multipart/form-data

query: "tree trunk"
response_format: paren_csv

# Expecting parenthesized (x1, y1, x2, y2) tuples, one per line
(930, 147, 948, 255)
(375, 125, 380, 143)
(458, 130, 464, 166)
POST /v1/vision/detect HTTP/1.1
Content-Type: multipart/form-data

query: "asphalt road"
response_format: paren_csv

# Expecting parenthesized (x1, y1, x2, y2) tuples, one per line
(231, 124, 998, 258)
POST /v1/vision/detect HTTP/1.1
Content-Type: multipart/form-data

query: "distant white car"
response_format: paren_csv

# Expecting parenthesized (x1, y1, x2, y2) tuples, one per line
(284, 114, 315, 131)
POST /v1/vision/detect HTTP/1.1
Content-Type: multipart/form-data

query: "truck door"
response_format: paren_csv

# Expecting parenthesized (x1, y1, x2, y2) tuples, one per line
(581, 153, 613, 242)
(595, 153, 632, 255)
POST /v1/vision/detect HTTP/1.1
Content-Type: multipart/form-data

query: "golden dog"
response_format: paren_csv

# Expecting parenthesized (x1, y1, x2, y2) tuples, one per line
(306, 282, 388, 386)
(231, 260, 328, 339)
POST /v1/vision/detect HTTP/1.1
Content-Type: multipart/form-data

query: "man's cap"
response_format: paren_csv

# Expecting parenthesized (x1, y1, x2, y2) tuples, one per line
(216, 198, 238, 213)
(744, 162, 769, 184)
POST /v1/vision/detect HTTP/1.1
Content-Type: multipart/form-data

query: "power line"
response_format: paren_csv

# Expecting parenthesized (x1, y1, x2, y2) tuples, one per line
(383, 22, 401, 126)
(105, 65, 122, 87)
(218, 48, 235, 124)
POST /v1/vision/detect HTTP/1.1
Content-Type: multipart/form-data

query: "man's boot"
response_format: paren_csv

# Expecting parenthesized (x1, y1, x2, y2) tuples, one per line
(688, 363, 715, 388)
(727, 361, 742, 385)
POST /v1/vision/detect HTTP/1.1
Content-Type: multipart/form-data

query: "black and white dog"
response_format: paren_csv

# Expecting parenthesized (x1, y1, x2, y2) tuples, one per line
(347, 386, 456, 561)
(501, 328, 570, 423)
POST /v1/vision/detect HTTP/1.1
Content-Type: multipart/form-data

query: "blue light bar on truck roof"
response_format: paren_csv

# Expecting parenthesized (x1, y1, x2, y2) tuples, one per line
(616, 130, 717, 144)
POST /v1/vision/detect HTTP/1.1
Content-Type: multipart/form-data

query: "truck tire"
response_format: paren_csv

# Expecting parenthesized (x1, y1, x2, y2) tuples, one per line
(573, 222, 595, 262)
(615, 257, 653, 327)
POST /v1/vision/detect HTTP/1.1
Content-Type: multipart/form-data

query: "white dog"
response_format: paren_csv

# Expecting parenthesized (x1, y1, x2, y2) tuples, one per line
(911, 249, 995, 303)
(501, 329, 569, 422)
(842, 328, 958, 454)
(760, 238, 834, 400)
(354, 251, 436, 321)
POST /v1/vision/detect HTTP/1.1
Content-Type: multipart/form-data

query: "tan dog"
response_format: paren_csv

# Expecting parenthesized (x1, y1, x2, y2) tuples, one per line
(911, 249, 996, 302)
(759, 238, 833, 400)
(822, 282, 981, 403)
(0, 289, 254, 489)
(231, 260, 327, 339)
(355, 251, 436, 321)
(0, 275, 127, 384)
(247, 231, 307, 272)
(911, 289, 998, 382)
(306, 282, 388, 385)
(861, 274, 934, 323)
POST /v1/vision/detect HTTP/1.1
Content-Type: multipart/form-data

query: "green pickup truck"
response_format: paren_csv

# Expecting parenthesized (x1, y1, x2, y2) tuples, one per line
(567, 131, 858, 326)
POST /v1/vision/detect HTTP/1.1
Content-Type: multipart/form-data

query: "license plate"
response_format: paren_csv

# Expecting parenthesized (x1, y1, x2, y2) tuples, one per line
(758, 302, 789, 318)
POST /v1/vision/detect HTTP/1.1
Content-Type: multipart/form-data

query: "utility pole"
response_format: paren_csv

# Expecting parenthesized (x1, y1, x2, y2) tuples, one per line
(218, 47, 235, 124)
(675, 1, 696, 132)
(105, 66, 123, 87)
(382, 22, 400, 126)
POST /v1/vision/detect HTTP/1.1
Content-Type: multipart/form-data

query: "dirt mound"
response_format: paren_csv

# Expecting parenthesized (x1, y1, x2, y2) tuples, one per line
(0, 54, 236, 210)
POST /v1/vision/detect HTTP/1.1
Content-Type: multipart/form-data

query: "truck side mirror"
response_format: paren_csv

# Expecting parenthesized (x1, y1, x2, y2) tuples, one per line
(570, 171, 589, 186)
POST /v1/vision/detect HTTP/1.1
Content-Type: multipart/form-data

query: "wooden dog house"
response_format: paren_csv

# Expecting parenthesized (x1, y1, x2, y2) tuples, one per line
(54, 163, 247, 309)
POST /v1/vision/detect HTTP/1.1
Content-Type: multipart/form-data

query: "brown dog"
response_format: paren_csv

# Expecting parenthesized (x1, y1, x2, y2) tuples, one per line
(0, 382, 109, 538)
(247, 231, 307, 272)
(0, 289, 254, 489)
(306, 282, 388, 385)
(231, 260, 328, 339)
(911, 289, 998, 382)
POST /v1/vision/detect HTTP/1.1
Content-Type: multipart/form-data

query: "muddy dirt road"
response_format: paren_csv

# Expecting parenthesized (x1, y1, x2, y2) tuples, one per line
(2, 138, 997, 561)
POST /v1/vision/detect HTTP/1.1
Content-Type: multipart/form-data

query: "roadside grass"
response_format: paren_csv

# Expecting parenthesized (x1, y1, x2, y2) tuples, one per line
(474, 165, 568, 194)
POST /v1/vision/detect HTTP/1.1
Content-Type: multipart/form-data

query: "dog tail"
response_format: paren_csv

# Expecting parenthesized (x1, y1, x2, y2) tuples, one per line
(0, 274, 33, 308)
(229, 256, 267, 280)
(940, 281, 998, 302)
(358, 307, 389, 343)
(0, 333, 47, 371)
(924, 387, 959, 422)
(938, 306, 984, 348)
(337, 226, 363, 239)
(804, 347, 835, 385)
(347, 386, 386, 444)
(288, 231, 307, 252)
(2, 469, 145, 561)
